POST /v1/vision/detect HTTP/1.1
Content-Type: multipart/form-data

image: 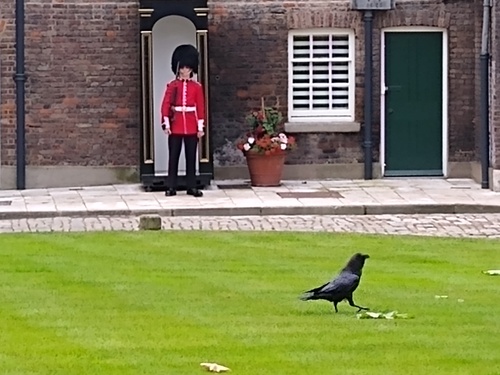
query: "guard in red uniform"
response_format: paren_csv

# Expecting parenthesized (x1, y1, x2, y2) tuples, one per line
(160, 44, 205, 197)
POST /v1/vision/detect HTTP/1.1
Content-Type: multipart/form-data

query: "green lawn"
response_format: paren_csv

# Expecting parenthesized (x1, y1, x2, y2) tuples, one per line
(0, 231, 499, 375)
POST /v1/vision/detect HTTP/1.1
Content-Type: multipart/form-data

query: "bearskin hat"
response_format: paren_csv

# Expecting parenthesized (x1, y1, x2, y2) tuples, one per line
(171, 44, 199, 75)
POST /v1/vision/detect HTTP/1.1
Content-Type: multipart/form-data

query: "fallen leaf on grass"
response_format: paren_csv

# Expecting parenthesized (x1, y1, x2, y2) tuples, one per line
(200, 362, 231, 373)
(482, 270, 500, 276)
(356, 311, 411, 320)
(435, 295, 465, 303)
(434, 295, 449, 299)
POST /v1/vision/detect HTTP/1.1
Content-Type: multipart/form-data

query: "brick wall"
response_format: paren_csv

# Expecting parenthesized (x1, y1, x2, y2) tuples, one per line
(1, 0, 486, 173)
(208, 0, 480, 166)
(1, 0, 140, 167)
(473, 0, 483, 162)
(377, 0, 479, 163)
(0, 0, 16, 165)
(491, 0, 500, 169)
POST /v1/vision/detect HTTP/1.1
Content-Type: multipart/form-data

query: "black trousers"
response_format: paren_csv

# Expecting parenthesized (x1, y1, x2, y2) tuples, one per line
(167, 134, 198, 190)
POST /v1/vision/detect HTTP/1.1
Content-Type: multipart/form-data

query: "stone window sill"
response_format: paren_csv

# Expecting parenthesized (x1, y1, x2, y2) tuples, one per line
(284, 121, 361, 133)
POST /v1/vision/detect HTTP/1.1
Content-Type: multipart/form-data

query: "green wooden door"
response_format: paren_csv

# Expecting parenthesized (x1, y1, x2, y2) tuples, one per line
(384, 32, 443, 176)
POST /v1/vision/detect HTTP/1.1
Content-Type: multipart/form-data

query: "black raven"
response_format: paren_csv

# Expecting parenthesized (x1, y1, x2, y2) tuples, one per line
(300, 253, 370, 313)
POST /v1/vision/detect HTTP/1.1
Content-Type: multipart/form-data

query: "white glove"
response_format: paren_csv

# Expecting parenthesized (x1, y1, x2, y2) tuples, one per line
(163, 116, 170, 130)
(197, 119, 204, 132)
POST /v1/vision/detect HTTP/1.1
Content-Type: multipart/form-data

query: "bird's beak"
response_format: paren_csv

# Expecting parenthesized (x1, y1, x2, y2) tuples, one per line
(364, 254, 370, 259)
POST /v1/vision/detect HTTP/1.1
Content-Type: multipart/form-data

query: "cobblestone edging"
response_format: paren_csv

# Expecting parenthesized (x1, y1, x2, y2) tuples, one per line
(1, 214, 500, 238)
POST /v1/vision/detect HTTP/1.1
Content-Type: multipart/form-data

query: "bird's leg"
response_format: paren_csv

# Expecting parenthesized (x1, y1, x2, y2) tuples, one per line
(333, 302, 338, 313)
(346, 296, 369, 312)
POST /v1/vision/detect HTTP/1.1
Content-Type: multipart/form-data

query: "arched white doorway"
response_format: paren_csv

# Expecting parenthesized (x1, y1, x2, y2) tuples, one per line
(152, 15, 197, 176)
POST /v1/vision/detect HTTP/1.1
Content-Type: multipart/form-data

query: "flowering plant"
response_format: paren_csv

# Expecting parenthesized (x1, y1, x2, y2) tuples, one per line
(236, 99, 296, 155)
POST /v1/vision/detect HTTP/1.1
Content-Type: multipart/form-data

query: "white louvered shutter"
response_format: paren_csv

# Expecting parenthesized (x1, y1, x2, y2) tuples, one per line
(290, 31, 353, 120)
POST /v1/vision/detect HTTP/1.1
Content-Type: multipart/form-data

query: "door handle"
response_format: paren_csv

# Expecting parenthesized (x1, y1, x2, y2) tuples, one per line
(388, 108, 394, 114)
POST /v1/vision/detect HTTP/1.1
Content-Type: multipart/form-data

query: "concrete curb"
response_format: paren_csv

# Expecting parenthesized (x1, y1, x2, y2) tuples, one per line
(2, 204, 500, 220)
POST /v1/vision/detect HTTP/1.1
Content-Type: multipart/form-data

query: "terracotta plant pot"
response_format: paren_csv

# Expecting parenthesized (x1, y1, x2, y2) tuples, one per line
(245, 151, 286, 187)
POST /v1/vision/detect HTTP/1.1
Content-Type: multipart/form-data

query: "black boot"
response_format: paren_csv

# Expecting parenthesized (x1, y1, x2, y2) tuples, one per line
(186, 188, 203, 197)
(165, 188, 177, 196)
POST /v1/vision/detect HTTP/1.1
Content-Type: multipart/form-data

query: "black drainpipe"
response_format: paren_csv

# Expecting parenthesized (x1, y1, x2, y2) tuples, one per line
(14, 0, 26, 190)
(363, 10, 374, 179)
(480, 0, 491, 189)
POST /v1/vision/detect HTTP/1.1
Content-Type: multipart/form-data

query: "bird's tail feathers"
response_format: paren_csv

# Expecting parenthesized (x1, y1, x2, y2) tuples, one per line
(299, 292, 314, 301)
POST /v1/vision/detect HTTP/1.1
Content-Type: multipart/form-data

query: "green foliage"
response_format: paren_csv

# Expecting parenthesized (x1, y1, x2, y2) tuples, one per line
(245, 107, 284, 135)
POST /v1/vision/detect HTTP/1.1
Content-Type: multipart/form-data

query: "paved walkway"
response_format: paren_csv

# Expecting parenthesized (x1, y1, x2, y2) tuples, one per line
(0, 178, 500, 237)
(1, 178, 500, 220)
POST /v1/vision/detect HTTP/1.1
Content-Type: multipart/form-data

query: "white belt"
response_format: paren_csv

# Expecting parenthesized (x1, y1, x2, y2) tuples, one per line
(173, 106, 196, 112)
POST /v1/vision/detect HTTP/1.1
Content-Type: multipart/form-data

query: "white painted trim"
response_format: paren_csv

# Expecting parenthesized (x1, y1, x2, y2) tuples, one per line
(380, 27, 448, 177)
(442, 30, 449, 177)
(288, 31, 294, 124)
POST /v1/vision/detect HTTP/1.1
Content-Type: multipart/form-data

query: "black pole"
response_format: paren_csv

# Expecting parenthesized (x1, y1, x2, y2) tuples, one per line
(14, 0, 26, 190)
(479, 0, 491, 189)
(480, 53, 489, 189)
(363, 10, 373, 180)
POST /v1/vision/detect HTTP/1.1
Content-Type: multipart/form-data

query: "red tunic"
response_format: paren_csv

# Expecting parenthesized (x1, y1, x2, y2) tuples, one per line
(160, 78, 205, 135)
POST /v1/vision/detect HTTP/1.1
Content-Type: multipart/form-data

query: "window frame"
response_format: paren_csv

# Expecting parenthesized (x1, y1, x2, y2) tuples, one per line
(288, 28, 356, 123)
